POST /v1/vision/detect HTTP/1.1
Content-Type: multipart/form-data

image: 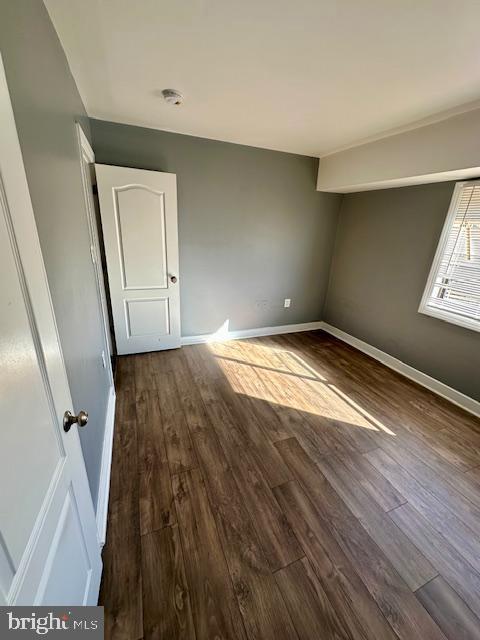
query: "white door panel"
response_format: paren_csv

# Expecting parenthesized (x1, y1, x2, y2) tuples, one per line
(96, 164, 180, 354)
(0, 55, 101, 605)
(0, 198, 61, 569)
(37, 489, 92, 605)
(126, 297, 170, 337)
(116, 186, 168, 289)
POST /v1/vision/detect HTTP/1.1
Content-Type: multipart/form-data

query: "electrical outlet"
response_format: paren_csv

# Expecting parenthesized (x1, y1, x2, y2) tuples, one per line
(284, 298, 291, 308)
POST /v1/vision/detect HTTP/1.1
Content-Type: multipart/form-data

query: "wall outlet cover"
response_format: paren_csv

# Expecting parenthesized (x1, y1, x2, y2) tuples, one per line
(284, 298, 291, 308)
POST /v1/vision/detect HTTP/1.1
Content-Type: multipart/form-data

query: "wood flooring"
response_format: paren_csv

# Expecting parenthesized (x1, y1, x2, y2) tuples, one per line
(99, 330, 480, 640)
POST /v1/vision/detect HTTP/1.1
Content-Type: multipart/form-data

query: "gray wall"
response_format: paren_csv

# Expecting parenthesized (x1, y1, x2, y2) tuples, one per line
(0, 0, 111, 507)
(325, 181, 480, 402)
(90, 119, 341, 336)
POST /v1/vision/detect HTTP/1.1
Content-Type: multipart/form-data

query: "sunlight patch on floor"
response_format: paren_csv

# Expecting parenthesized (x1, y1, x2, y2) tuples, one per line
(208, 339, 395, 435)
(326, 383, 396, 435)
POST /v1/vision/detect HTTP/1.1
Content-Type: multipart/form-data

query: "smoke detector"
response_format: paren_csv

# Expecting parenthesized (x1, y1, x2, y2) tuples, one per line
(161, 89, 184, 106)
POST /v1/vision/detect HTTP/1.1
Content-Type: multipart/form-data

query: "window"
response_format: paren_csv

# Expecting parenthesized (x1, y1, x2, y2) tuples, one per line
(419, 180, 480, 332)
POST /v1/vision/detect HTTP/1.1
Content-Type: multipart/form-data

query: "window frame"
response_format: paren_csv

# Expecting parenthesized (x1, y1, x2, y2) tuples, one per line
(418, 179, 480, 333)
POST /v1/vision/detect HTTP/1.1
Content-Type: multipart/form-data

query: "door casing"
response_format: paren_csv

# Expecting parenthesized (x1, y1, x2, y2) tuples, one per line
(76, 123, 114, 384)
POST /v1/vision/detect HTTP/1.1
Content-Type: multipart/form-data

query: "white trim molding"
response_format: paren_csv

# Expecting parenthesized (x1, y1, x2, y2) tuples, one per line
(321, 322, 480, 419)
(181, 321, 324, 346)
(76, 123, 115, 382)
(96, 385, 116, 547)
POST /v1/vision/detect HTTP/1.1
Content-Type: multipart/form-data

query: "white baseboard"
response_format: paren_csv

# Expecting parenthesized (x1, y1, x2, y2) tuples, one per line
(321, 322, 480, 419)
(181, 321, 324, 346)
(96, 385, 116, 547)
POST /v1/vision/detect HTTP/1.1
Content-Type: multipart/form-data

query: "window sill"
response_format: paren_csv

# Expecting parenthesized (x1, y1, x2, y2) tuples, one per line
(418, 304, 480, 334)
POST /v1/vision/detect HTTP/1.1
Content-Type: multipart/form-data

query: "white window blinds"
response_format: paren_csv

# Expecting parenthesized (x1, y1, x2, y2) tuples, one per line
(420, 181, 480, 332)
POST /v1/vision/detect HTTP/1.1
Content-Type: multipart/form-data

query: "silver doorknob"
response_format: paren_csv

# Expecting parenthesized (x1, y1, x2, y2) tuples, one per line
(170, 275, 178, 283)
(63, 410, 89, 432)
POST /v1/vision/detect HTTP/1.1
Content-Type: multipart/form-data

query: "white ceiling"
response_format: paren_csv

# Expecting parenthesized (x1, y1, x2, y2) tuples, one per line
(45, 0, 480, 157)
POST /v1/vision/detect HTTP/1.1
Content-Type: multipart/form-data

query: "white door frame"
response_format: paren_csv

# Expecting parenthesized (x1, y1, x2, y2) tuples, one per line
(76, 123, 114, 386)
(76, 124, 117, 547)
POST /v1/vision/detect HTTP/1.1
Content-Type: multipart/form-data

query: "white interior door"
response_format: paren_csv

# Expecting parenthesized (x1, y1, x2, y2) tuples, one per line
(0, 55, 102, 605)
(96, 164, 181, 355)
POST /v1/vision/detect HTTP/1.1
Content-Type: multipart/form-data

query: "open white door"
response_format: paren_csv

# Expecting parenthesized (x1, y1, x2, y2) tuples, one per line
(0, 56, 102, 605)
(96, 164, 181, 355)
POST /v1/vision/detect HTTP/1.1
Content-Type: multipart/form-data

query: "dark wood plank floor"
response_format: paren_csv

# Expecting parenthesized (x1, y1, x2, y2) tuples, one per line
(99, 330, 480, 640)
